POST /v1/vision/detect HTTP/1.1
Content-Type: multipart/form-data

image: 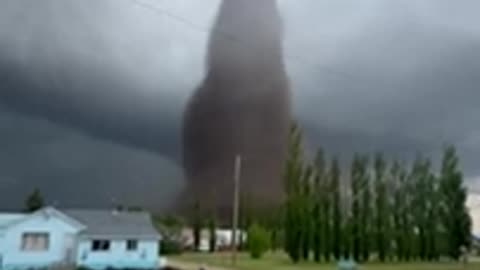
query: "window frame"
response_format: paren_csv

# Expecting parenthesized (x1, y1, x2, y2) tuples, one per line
(21, 232, 50, 252)
(91, 240, 111, 252)
(126, 239, 138, 251)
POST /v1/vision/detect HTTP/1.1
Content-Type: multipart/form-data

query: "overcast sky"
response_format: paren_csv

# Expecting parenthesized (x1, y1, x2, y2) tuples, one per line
(1, 0, 480, 213)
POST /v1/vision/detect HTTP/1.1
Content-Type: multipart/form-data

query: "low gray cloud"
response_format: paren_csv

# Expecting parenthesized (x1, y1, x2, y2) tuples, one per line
(1, 0, 480, 209)
(0, 107, 184, 211)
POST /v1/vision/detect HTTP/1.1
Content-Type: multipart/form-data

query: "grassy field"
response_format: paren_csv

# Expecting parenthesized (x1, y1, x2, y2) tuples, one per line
(170, 252, 480, 270)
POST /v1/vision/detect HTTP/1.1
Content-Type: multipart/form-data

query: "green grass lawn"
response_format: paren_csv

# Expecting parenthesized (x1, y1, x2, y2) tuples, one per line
(171, 252, 480, 270)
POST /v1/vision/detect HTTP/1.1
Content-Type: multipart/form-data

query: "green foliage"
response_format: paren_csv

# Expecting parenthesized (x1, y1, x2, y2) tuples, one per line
(154, 214, 185, 255)
(312, 149, 326, 262)
(208, 216, 217, 253)
(439, 145, 472, 260)
(351, 154, 361, 261)
(25, 188, 44, 212)
(281, 123, 471, 264)
(391, 160, 406, 261)
(160, 238, 183, 255)
(331, 157, 342, 260)
(300, 165, 313, 261)
(247, 223, 270, 259)
(374, 153, 388, 262)
(358, 155, 371, 262)
(191, 200, 203, 251)
(283, 123, 305, 263)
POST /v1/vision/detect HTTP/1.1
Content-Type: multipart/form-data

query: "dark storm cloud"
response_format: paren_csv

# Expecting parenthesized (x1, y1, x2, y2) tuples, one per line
(284, 1, 480, 178)
(1, 0, 480, 209)
(0, 107, 184, 211)
(0, 0, 211, 161)
(0, 54, 180, 159)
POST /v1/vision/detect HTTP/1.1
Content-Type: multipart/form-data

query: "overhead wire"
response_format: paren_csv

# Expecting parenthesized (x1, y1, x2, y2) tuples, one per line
(126, 0, 480, 203)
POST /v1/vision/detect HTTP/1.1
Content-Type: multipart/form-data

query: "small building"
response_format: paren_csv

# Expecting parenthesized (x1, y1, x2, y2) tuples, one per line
(0, 207, 162, 270)
(180, 228, 246, 251)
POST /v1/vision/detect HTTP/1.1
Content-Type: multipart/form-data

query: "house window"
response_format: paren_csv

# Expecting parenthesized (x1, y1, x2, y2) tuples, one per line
(126, 240, 138, 251)
(91, 240, 110, 251)
(21, 233, 49, 251)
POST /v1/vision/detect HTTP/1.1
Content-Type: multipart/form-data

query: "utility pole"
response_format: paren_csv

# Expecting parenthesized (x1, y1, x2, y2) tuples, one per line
(231, 155, 242, 265)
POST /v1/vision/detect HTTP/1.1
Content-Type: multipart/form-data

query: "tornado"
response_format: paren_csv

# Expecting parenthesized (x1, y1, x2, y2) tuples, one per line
(182, 0, 291, 219)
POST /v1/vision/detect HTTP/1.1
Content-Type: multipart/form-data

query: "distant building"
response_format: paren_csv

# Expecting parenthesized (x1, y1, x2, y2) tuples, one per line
(0, 207, 162, 270)
(180, 228, 246, 251)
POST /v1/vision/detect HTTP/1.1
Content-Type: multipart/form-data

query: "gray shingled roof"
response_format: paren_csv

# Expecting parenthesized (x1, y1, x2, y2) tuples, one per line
(63, 209, 160, 239)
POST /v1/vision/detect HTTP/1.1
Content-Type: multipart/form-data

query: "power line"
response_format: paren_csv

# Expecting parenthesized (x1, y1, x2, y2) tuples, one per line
(130, 0, 211, 35)
(126, 0, 480, 196)
(127, 0, 356, 80)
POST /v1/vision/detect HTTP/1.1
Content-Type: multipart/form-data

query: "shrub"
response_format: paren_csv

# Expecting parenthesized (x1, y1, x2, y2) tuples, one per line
(160, 238, 183, 255)
(247, 223, 270, 259)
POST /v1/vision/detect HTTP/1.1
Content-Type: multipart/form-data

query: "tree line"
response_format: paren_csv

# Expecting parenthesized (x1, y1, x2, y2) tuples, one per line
(283, 123, 472, 263)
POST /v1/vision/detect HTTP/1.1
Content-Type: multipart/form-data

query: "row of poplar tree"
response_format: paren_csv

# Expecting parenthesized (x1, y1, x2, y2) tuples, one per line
(283, 124, 472, 263)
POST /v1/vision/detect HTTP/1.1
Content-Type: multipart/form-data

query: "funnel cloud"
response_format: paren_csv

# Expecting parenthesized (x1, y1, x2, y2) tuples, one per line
(182, 0, 291, 216)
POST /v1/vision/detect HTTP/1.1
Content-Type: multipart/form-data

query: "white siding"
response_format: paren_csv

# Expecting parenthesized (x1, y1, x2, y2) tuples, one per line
(77, 238, 159, 269)
(1, 214, 79, 270)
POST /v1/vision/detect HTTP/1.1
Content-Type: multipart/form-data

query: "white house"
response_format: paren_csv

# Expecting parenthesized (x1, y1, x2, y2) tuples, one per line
(0, 207, 162, 270)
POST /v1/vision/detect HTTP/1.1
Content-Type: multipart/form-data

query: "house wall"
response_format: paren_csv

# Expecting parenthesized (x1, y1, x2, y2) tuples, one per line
(76, 238, 159, 269)
(0, 232, 5, 266)
(1, 214, 79, 270)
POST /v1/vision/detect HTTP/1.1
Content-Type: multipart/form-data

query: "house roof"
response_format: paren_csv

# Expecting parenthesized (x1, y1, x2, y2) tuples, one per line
(0, 213, 26, 229)
(0, 207, 86, 231)
(63, 209, 161, 239)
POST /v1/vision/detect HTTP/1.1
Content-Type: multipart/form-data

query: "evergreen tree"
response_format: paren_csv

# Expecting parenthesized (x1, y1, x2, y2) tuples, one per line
(301, 165, 313, 261)
(342, 211, 352, 260)
(312, 149, 326, 262)
(192, 200, 203, 251)
(267, 207, 283, 252)
(323, 159, 333, 262)
(374, 153, 388, 262)
(25, 188, 44, 212)
(391, 160, 405, 261)
(283, 123, 305, 263)
(358, 156, 371, 262)
(439, 145, 472, 260)
(425, 164, 440, 261)
(208, 215, 217, 253)
(350, 154, 362, 261)
(411, 156, 428, 260)
(331, 157, 342, 260)
(342, 186, 353, 261)
(403, 161, 417, 261)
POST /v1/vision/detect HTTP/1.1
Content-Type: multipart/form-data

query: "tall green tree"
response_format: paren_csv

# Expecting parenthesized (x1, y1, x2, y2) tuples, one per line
(342, 184, 352, 261)
(411, 156, 428, 260)
(312, 149, 326, 262)
(301, 165, 313, 261)
(391, 160, 406, 261)
(331, 157, 342, 260)
(25, 188, 44, 212)
(208, 215, 217, 252)
(191, 200, 203, 251)
(425, 164, 440, 261)
(358, 156, 371, 262)
(342, 210, 352, 260)
(403, 160, 418, 261)
(350, 154, 362, 261)
(267, 207, 283, 252)
(374, 153, 388, 262)
(322, 157, 333, 262)
(439, 145, 472, 260)
(283, 123, 305, 263)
